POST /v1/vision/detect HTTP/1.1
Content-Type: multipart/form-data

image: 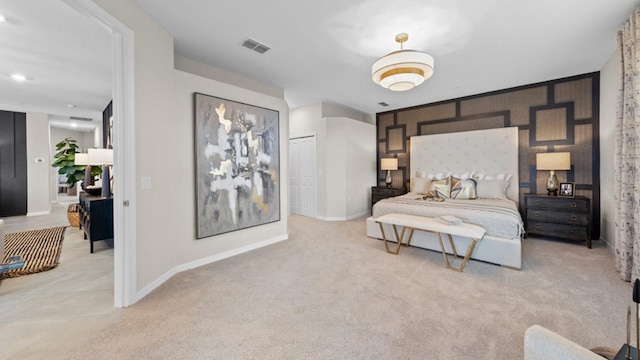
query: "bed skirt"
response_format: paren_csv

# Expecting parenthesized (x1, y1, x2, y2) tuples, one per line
(366, 216, 522, 269)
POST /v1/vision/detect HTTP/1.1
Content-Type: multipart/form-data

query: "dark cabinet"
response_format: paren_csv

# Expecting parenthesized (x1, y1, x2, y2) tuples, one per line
(371, 186, 407, 213)
(79, 192, 113, 253)
(524, 194, 592, 248)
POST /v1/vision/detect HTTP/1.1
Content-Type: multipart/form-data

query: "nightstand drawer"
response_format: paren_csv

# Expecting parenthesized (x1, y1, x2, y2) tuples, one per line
(527, 210, 589, 226)
(373, 187, 405, 196)
(526, 197, 589, 212)
(527, 221, 589, 241)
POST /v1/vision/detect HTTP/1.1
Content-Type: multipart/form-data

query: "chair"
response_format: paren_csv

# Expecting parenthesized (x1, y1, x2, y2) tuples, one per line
(0, 219, 24, 275)
(524, 325, 611, 360)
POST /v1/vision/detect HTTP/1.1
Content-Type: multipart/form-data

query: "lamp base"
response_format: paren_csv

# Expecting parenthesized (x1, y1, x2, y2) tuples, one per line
(546, 171, 559, 196)
(101, 166, 111, 198)
(385, 170, 392, 187)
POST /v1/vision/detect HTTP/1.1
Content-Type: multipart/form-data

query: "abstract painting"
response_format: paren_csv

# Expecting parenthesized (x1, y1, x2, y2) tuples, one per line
(194, 93, 280, 238)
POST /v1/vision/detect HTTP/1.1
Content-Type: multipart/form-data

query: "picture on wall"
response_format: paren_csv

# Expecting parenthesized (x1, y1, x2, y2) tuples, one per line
(194, 93, 280, 239)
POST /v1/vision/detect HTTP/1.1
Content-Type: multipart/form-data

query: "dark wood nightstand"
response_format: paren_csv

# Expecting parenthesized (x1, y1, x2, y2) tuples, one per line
(371, 186, 407, 213)
(524, 194, 592, 248)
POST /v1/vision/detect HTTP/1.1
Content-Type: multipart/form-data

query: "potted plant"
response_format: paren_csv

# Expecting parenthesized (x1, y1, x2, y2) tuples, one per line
(52, 138, 100, 195)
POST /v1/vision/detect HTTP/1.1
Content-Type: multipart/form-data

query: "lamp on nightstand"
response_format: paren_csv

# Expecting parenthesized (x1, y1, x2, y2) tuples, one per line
(381, 158, 398, 187)
(536, 152, 570, 196)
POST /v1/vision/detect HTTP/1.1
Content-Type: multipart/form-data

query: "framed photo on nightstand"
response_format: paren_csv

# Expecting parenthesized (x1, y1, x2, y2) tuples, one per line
(559, 182, 575, 197)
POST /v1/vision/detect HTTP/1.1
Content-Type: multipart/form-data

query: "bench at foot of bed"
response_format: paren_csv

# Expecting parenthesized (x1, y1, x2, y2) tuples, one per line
(375, 213, 486, 272)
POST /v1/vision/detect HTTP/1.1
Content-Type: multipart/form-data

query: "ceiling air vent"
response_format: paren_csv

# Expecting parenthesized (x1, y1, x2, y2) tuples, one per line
(70, 116, 93, 122)
(378, 102, 389, 107)
(242, 38, 270, 54)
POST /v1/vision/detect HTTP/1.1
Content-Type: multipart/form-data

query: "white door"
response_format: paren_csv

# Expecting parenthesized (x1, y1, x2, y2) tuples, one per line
(289, 136, 317, 217)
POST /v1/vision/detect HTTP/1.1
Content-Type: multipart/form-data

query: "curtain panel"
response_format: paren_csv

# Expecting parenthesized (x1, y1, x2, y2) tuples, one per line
(615, 7, 640, 281)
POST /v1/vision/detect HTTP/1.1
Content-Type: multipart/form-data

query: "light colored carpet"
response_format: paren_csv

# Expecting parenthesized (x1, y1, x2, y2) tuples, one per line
(68, 215, 631, 359)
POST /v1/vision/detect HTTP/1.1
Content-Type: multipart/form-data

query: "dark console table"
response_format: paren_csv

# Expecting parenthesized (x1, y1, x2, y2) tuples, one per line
(79, 192, 113, 253)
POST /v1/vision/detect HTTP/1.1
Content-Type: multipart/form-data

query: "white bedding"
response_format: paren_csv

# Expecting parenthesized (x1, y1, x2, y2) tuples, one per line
(372, 193, 524, 239)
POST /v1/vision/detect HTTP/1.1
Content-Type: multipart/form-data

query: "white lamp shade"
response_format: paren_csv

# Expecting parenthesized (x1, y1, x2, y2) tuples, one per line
(372, 50, 434, 92)
(88, 148, 113, 165)
(536, 152, 570, 170)
(74, 153, 90, 165)
(381, 158, 398, 171)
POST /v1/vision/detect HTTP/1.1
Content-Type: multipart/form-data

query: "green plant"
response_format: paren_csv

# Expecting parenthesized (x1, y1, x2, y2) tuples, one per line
(51, 138, 88, 187)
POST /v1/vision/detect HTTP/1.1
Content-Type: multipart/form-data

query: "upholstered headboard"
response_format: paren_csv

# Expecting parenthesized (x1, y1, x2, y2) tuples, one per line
(410, 127, 520, 203)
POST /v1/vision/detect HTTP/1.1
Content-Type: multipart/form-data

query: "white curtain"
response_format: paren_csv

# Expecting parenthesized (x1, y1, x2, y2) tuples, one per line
(615, 7, 640, 281)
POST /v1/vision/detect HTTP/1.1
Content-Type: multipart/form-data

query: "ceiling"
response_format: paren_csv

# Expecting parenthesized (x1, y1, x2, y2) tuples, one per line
(133, 0, 638, 114)
(0, 0, 637, 127)
(0, 0, 111, 132)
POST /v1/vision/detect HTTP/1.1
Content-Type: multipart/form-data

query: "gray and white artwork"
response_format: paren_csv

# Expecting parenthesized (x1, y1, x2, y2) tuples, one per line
(194, 93, 280, 238)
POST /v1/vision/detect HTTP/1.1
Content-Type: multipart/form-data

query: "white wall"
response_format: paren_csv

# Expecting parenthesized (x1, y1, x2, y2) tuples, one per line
(26, 113, 51, 215)
(95, 0, 289, 296)
(290, 106, 375, 220)
(600, 49, 619, 247)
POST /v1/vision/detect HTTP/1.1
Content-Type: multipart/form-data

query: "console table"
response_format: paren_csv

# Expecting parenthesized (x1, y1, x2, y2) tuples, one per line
(79, 192, 113, 253)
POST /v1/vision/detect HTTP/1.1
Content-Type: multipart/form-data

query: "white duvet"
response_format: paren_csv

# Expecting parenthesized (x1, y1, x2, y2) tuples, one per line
(372, 193, 524, 239)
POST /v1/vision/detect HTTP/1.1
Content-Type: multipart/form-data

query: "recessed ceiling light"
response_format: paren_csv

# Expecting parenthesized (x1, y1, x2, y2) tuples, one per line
(11, 74, 27, 82)
(67, 104, 77, 108)
(70, 122, 78, 128)
(0, 15, 6, 22)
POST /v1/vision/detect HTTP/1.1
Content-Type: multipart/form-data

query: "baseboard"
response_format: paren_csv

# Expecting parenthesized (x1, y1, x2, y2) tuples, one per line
(27, 210, 51, 217)
(134, 234, 289, 303)
(600, 236, 614, 252)
(317, 210, 370, 222)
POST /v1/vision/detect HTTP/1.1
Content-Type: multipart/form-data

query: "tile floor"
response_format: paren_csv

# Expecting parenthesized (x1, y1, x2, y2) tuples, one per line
(0, 199, 118, 359)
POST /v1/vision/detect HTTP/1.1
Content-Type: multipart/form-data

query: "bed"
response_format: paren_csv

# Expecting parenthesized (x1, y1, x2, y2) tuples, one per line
(366, 127, 525, 269)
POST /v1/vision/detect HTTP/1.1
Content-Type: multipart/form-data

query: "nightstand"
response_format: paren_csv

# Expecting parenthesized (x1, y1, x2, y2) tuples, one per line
(371, 186, 407, 213)
(524, 194, 592, 248)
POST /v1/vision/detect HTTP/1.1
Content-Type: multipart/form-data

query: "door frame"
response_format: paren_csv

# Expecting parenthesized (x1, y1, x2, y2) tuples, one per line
(63, 0, 137, 307)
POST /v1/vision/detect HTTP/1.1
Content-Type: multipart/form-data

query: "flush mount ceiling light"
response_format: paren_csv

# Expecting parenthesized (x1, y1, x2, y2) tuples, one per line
(372, 33, 434, 92)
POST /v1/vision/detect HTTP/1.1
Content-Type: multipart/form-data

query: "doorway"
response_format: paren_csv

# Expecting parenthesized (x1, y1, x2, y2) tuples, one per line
(289, 135, 317, 218)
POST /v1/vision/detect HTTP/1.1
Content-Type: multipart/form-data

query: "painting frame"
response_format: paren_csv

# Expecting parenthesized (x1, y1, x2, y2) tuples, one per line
(559, 182, 575, 197)
(193, 92, 280, 239)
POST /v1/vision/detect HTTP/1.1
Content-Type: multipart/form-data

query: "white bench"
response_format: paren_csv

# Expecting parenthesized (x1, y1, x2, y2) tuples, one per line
(375, 213, 486, 272)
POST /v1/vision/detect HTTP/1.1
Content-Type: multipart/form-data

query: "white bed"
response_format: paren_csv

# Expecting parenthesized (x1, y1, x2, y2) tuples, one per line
(366, 127, 525, 269)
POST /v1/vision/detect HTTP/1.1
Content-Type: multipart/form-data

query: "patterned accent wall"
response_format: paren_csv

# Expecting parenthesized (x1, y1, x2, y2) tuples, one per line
(376, 72, 600, 239)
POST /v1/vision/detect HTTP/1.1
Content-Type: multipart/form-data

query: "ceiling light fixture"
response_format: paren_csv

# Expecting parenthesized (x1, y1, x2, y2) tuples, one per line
(372, 33, 434, 92)
(11, 74, 27, 82)
(0, 15, 6, 22)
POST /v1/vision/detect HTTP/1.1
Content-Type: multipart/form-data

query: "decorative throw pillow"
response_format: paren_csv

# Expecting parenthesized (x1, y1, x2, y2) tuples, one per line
(428, 177, 451, 198)
(475, 179, 509, 199)
(450, 177, 477, 199)
(412, 177, 431, 194)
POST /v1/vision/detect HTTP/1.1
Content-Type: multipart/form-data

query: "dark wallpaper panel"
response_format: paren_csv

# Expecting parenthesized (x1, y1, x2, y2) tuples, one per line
(376, 72, 600, 239)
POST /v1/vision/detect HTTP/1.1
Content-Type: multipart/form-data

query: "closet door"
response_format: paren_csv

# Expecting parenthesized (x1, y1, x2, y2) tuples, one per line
(0, 110, 27, 217)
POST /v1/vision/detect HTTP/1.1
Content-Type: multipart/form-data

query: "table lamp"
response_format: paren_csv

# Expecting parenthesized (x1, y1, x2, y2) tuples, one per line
(536, 152, 570, 196)
(88, 148, 114, 198)
(381, 158, 398, 187)
(73, 153, 94, 187)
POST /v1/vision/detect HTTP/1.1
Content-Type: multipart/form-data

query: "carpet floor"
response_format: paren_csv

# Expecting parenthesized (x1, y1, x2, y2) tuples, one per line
(67, 215, 632, 359)
(1, 226, 67, 279)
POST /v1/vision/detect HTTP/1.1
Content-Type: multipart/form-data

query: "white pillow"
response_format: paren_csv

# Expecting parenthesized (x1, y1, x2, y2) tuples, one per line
(412, 177, 431, 194)
(475, 179, 509, 199)
(475, 172, 513, 182)
(415, 170, 446, 180)
(447, 171, 475, 180)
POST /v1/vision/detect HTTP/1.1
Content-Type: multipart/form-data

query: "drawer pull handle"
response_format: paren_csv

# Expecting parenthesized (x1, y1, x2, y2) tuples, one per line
(534, 200, 541, 205)
(534, 211, 540, 217)
(571, 228, 577, 233)
(535, 224, 541, 229)
(571, 202, 577, 208)
(571, 215, 577, 221)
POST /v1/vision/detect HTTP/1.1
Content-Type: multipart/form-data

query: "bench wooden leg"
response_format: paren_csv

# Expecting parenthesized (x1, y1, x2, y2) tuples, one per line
(378, 222, 413, 255)
(438, 236, 479, 272)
